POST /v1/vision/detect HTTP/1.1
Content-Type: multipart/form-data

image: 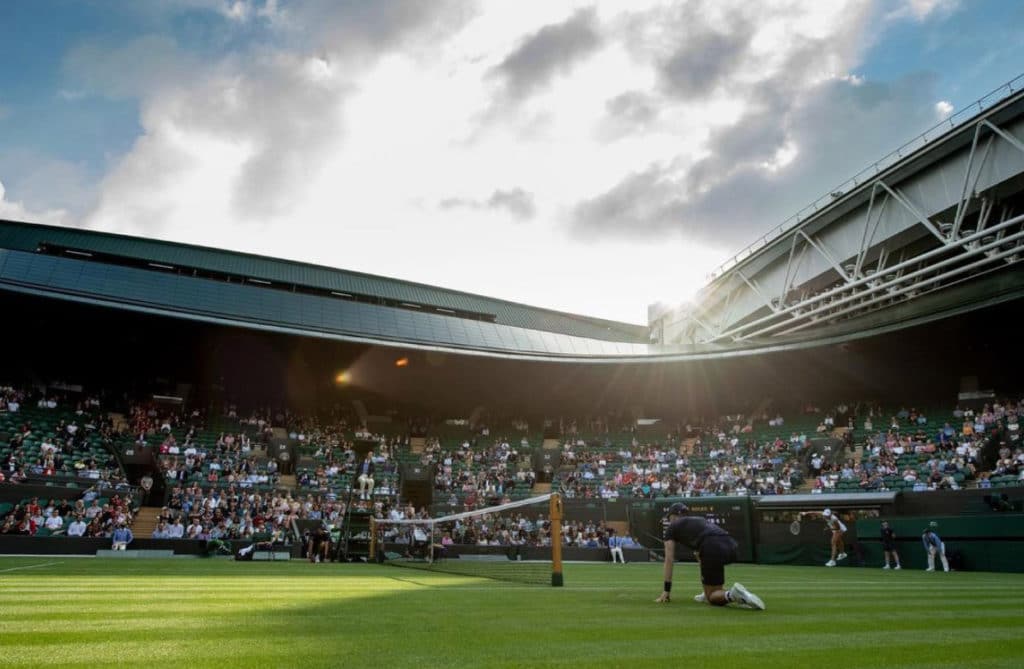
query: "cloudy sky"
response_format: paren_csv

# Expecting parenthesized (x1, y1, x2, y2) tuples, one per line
(1, 1, 1022, 324)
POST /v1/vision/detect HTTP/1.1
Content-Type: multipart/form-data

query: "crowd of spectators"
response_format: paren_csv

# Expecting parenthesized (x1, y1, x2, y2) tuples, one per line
(0, 487, 135, 538)
(423, 436, 535, 511)
(281, 400, 1022, 511)
(376, 501, 640, 550)
(130, 401, 287, 490)
(153, 483, 342, 541)
(298, 437, 400, 497)
(554, 413, 804, 500)
(159, 433, 279, 488)
(1, 385, 130, 488)
(4, 386, 1023, 550)
(797, 399, 1024, 493)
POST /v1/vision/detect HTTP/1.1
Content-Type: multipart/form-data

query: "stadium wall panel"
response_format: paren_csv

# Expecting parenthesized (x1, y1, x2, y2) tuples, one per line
(755, 543, 839, 567)
(0, 536, 300, 557)
(856, 515, 1024, 572)
(0, 483, 95, 504)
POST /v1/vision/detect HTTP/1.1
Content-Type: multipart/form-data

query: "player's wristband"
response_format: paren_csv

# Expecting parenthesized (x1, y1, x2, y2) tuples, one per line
(663, 581, 672, 592)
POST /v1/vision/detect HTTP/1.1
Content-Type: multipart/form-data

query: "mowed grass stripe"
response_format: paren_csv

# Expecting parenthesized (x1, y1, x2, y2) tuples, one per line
(3, 628, 1022, 668)
(1, 558, 1023, 669)
(3, 581, 1015, 590)
(6, 569, 1015, 586)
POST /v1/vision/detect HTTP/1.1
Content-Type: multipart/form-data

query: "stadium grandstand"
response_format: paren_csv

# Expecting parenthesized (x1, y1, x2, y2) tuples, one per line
(2, 78, 1024, 573)
(5, 3, 1024, 667)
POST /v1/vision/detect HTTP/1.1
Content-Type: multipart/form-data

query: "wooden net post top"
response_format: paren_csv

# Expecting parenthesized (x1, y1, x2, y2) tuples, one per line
(550, 492, 563, 587)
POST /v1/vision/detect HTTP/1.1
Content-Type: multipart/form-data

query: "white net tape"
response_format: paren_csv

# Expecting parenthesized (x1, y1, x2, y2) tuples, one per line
(373, 492, 558, 585)
(375, 493, 553, 526)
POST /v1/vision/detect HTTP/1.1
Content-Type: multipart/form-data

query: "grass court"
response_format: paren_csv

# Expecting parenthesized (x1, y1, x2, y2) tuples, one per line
(1, 557, 1022, 668)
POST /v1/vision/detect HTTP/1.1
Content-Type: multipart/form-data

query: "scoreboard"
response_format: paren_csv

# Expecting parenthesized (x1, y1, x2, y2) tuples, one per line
(632, 497, 754, 562)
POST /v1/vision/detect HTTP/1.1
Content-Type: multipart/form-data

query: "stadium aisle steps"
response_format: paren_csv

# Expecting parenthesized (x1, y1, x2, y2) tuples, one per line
(131, 506, 163, 539)
(278, 474, 296, 490)
(605, 520, 628, 536)
(532, 482, 552, 495)
(795, 479, 817, 493)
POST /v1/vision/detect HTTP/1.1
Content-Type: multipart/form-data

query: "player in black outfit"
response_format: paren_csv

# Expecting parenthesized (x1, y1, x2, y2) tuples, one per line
(655, 503, 765, 610)
(308, 525, 332, 563)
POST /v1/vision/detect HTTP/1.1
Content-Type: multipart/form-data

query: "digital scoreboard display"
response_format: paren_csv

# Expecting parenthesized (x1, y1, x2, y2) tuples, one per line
(673, 500, 748, 542)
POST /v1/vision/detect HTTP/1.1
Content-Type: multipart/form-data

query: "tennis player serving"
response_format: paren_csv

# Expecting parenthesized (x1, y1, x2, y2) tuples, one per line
(799, 508, 847, 566)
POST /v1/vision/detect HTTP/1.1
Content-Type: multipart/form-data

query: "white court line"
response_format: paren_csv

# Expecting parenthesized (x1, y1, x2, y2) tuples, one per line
(0, 561, 64, 574)
(0, 553, 93, 559)
(1, 585, 1017, 596)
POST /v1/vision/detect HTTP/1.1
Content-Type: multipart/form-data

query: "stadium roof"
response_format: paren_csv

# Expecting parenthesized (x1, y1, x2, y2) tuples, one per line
(0, 219, 648, 342)
(3, 218, 1019, 361)
(0, 219, 657, 356)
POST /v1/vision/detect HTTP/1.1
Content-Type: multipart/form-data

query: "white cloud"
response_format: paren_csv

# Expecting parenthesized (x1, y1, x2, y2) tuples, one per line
(222, 1, 251, 22)
(0, 179, 70, 225)
(935, 99, 954, 119)
(440, 188, 537, 221)
(30, 0, 984, 324)
(566, 1, 978, 252)
(488, 8, 603, 102)
(0, 151, 96, 219)
(885, 0, 960, 22)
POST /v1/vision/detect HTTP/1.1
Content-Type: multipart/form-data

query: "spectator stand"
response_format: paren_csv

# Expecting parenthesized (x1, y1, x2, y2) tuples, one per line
(820, 403, 1021, 495)
(1, 399, 131, 491)
(1, 483, 139, 539)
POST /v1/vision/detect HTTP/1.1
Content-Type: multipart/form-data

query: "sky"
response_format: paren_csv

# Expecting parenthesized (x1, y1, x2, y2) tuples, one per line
(0, 1, 1022, 325)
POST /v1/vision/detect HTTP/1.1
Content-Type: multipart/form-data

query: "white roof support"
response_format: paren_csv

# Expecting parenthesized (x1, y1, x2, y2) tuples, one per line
(696, 109, 1024, 344)
(712, 209, 1024, 343)
(739, 215, 1024, 340)
(735, 270, 779, 314)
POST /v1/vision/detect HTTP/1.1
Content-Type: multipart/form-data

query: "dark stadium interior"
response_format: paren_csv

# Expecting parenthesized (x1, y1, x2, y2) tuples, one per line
(4, 288, 1020, 418)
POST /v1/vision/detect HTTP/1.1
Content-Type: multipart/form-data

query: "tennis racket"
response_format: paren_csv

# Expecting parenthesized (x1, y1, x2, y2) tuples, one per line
(789, 519, 802, 535)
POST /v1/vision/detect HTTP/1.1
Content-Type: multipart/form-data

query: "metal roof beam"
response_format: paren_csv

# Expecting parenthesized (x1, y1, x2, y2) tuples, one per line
(711, 210, 1024, 342)
(742, 223, 1024, 340)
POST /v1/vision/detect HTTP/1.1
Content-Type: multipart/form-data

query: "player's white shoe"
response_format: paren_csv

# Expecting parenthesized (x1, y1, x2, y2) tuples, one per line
(825, 559, 837, 567)
(694, 593, 705, 603)
(894, 565, 901, 570)
(729, 583, 765, 611)
(837, 552, 848, 561)
(926, 567, 935, 572)
(882, 564, 890, 569)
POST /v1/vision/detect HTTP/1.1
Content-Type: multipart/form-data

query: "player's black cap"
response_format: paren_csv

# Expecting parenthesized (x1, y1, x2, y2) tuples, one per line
(666, 502, 688, 516)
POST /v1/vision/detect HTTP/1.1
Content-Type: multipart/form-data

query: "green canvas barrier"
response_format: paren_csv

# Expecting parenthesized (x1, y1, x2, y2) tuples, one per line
(856, 515, 1024, 572)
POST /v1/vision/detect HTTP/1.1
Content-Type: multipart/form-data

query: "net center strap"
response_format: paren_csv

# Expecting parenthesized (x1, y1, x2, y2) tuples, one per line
(376, 493, 553, 525)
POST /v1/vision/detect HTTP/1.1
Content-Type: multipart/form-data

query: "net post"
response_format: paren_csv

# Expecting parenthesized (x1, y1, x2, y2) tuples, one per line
(369, 517, 377, 561)
(429, 521, 435, 564)
(550, 492, 563, 587)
